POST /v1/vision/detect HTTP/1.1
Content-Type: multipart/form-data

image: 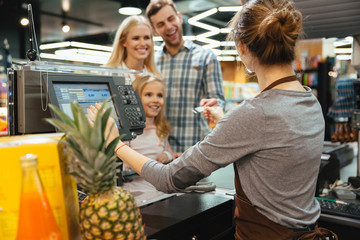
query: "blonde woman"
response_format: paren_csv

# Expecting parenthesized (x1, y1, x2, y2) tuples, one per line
(105, 15, 161, 84)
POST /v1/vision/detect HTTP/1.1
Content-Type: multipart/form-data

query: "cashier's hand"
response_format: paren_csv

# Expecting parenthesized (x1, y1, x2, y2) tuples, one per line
(203, 106, 224, 125)
(199, 98, 218, 107)
(156, 152, 182, 164)
(87, 103, 119, 145)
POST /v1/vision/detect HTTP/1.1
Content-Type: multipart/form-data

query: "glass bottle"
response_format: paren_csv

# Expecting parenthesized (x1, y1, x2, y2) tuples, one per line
(16, 154, 63, 240)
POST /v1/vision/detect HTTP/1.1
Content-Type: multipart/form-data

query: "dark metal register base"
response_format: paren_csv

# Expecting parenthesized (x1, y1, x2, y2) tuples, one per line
(140, 193, 234, 240)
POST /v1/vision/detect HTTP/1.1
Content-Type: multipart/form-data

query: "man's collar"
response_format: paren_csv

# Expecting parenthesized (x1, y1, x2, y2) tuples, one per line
(161, 39, 192, 54)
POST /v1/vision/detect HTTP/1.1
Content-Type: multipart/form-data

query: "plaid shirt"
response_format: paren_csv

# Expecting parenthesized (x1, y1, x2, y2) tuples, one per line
(155, 40, 225, 152)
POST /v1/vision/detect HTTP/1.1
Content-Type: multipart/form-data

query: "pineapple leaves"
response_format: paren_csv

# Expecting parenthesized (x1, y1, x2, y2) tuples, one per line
(45, 98, 122, 193)
(72, 102, 92, 141)
(47, 104, 76, 129)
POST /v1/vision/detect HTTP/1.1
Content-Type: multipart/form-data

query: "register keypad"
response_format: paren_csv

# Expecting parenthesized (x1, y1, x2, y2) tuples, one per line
(118, 85, 145, 129)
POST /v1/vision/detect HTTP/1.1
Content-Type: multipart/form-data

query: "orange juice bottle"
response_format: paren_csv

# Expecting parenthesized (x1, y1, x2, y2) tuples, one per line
(16, 154, 63, 240)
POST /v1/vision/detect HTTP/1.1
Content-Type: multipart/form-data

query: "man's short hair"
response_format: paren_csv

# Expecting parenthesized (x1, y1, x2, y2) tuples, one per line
(145, 0, 178, 26)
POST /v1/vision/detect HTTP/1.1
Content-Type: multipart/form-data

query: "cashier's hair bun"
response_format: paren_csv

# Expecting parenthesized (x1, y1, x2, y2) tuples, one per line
(228, 0, 303, 65)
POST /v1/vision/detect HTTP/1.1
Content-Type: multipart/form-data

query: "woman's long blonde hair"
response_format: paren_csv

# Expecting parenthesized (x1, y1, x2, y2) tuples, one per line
(132, 75, 170, 139)
(105, 15, 161, 77)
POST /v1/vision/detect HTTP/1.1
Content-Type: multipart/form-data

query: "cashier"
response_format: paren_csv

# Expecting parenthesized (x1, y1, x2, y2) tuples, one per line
(93, 0, 337, 239)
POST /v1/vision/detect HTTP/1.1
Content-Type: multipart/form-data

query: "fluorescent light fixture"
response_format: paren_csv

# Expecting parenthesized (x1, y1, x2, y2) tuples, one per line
(40, 41, 113, 51)
(189, 21, 219, 32)
(70, 41, 113, 51)
(40, 53, 109, 65)
(40, 42, 71, 50)
(221, 50, 238, 55)
(196, 30, 220, 39)
(334, 48, 352, 54)
(334, 41, 352, 47)
(188, 8, 218, 22)
(211, 49, 222, 56)
(345, 36, 354, 42)
(217, 56, 235, 61)
(62, 0, 70, 12)
(188, 6, 240, 48)
(336, 55, 352, 60)
(220, 28, 231, 34)
(154, 36, 196, 42)
(218, 6, 243, 12)
(55, 48, 111, 57)
(221, 41, 236, 47)
(118, 7, 142, 15)
(333, 36, 353, 47)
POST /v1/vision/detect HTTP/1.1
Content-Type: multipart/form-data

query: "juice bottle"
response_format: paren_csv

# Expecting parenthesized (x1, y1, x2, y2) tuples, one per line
(16, 154, 63, 240)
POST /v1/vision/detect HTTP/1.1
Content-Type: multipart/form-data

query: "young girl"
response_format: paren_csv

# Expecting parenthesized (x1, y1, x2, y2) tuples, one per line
(128, 75, 181, 164)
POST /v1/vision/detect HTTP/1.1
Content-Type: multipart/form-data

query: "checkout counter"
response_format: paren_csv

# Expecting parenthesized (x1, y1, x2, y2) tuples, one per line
(121, 167, 235, 240)
(317, 142, 360, 239)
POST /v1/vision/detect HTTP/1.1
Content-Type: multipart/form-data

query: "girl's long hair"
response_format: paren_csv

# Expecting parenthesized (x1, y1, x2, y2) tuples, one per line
(132, 75, 170, 139)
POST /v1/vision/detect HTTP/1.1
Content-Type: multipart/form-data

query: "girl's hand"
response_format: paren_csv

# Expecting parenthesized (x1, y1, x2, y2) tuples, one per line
(172, 152, 182, 159)
(200, 98, 218, 107)
(87, 103, 119, 145)
(156, 152, 171, 164)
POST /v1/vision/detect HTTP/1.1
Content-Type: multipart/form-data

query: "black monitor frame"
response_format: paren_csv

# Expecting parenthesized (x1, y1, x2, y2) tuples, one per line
(44, 73, 134, 141)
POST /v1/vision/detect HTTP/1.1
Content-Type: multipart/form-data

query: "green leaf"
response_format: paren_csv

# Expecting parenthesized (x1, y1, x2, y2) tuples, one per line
(70, 102, 81, 129)
(45, 97, 121, 193)
(90, 102, 109, 149)
(45, 118, 78, 135)
(47, 104, 76, 128)
(74, 103, 92, 141)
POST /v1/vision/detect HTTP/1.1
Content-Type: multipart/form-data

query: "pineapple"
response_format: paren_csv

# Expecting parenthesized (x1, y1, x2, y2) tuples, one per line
(46, 101, 146, 240)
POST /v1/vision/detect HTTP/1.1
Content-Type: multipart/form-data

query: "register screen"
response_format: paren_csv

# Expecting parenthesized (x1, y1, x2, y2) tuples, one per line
(53, 82, 121, 129)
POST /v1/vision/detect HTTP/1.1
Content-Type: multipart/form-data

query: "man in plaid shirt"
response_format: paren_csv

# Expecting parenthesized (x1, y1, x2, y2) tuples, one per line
(146, 0, 225, 152)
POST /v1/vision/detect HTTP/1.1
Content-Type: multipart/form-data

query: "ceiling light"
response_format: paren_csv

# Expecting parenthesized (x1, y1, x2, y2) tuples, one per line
(217, 56, 236, 61)
(189, 8, 218, 22)
(333, 37, 353, 47)
(218, 6, 243, 12)
(40, 42, 71, 50)
(220, 28, 231, 34)
(40, 53, 109, 65)
(20, 18, 29, 26)
(62, 23, 70, 33)
(70, 41, 113, 51)
(220, 42, 236, 47)
(334, 48, 352, 54)
(336, 55, 352, 60)
(40, 41, 113, 51)
(118, 7, 142, 15)
(221, 50, 239, 55)
(62, 0, 70, 12)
